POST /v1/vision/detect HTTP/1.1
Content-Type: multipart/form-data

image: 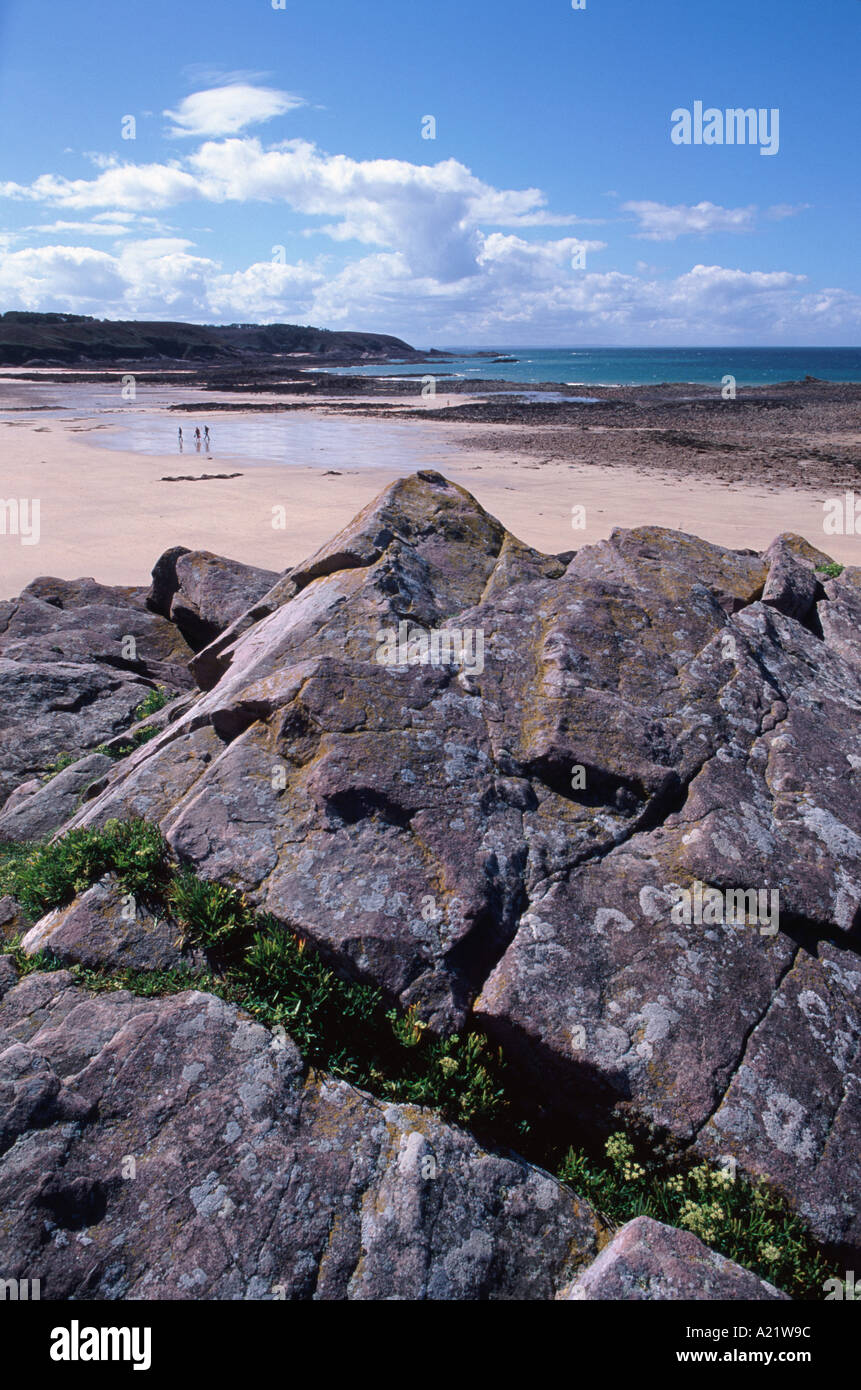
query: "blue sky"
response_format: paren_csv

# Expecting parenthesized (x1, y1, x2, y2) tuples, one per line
(0, 0, 858, 344)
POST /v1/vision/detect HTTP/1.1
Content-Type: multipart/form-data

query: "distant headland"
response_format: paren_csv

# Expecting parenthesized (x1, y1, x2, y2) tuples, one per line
(0, 311, 442, 368)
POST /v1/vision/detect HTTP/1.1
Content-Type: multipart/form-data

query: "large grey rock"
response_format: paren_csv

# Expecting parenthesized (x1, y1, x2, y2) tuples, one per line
(0, 578, 194, 674)
(696, 942, 861, 1254)
(0, 753, 113, 843)
(187, 469, 563, 689)
(818, 566, 861, 670)
(0, 972, 603, 1300)
(0, 779, 42, 816)
(761, 534, 828, 623)
(0, 576, 196, 807)
(0, 660, 170, 811)
(561, 1217, 787, 1301)
(148, 548, 279, 651)
(9, 473, 861, 1259)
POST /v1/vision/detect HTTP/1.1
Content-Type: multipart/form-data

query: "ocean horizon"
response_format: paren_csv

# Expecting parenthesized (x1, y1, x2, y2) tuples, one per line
(329, 346, 861, 387)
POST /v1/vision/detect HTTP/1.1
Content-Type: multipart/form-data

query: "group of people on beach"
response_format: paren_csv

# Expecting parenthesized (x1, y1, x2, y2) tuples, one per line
(177, 425, 211, 453)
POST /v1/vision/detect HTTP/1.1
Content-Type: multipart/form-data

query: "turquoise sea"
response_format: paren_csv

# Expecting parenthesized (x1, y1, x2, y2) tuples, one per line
(327, 346, 861, 387)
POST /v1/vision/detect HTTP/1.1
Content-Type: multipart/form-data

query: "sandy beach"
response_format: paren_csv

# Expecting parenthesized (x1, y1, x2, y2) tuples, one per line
(1, 379, 858, 598)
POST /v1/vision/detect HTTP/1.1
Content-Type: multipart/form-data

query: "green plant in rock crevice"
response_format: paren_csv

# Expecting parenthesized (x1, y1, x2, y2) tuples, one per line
(0, 822, 508, 1132)
(0, 818, 840, 1299)
(166, 869, 252, 950)
(133, 685, 173, 721)
(95, 724, 161, 762)
(558, 1130, 830, 1300)
(0, 819, 168, 919)
(40, 752, 77, 782)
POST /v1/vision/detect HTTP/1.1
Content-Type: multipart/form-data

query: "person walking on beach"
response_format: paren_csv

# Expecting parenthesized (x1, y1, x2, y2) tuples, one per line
(203, 425, 210, 449)
(178, 426, 183, 451)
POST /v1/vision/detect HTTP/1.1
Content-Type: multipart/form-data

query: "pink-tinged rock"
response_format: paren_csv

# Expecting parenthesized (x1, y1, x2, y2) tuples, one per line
(19, 876, 198, 975)
(0, 974, 604, 1300)
(562, 1217, 787, 1300)
(148, 547, 279, 651)
(7, 475, 861, 1256)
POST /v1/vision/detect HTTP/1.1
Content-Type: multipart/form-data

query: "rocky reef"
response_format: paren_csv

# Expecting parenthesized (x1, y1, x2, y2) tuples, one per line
(1, 471, 858, 1300)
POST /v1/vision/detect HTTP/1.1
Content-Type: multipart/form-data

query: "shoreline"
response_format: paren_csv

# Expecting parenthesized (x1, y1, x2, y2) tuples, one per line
(1, 380, 858, 598)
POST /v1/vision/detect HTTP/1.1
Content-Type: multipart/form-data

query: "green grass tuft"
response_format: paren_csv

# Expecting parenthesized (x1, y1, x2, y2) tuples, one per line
(166, 870, 253, 950)
(0, 818, 168, 918)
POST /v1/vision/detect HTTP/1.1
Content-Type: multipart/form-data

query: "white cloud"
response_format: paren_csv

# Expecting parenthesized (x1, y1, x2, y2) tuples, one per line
(0, 245, 127, 313)
(164, 84, 304, 138)
(305, 253, 861, 344)
(0, 129, 583, 282)
(1, 231, 858, 343)
(185, 140, 582, 279)
(0, 163, 202, 211)
(115, 238, 223, 316)
(623, 200, 758, 240)
(207, 259, 324, 319)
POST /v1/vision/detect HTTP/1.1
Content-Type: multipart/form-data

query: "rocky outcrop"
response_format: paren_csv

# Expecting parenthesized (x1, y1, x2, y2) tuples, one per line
(0, 551, 285, 813)
(1, 471, 858, 1295)
(0, 966, 602, 1300)
(18, 876, 200, 975)
(0, 752, 113, 842)
(760, 534, 828, 624)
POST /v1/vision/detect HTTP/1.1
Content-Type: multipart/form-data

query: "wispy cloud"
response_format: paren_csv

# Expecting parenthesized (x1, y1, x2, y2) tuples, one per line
(20, 213, 169, 239)
(164, 84, 304, 138)
(765, 203, 811, 221)
(22, 219, 137, 237)
(623, 200, 758, 241)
